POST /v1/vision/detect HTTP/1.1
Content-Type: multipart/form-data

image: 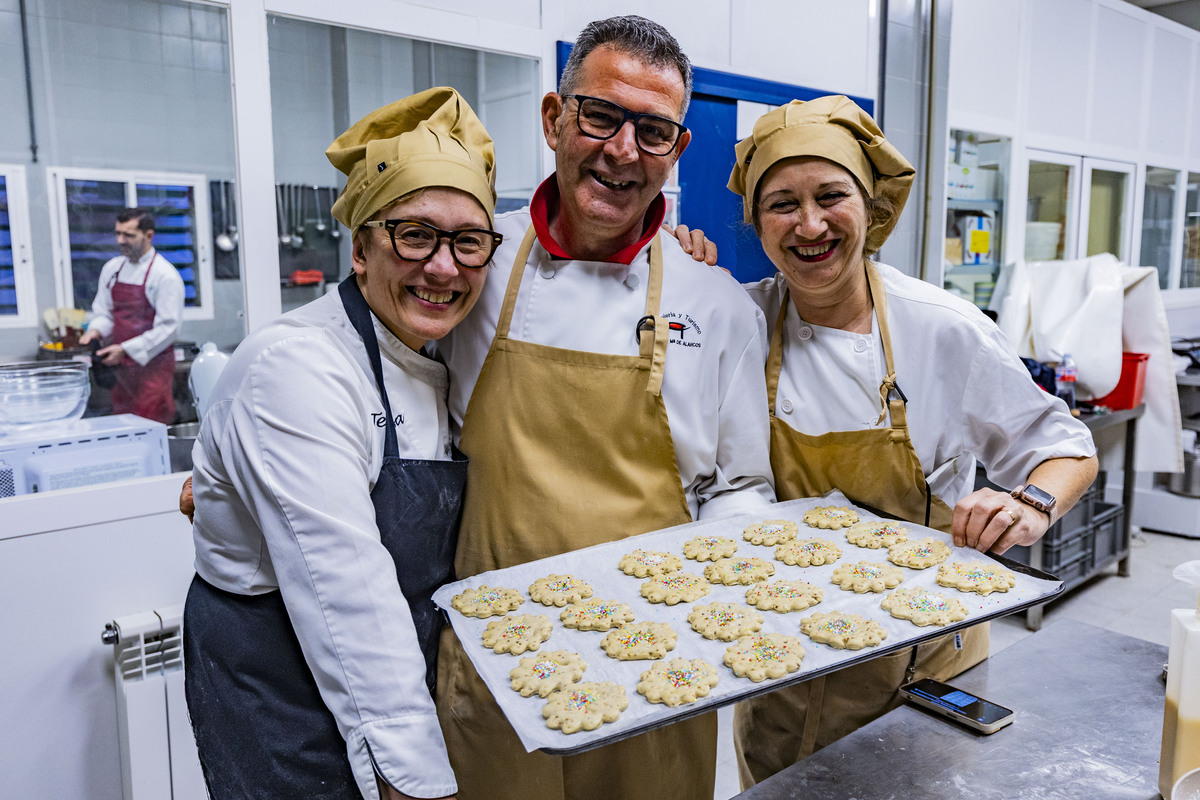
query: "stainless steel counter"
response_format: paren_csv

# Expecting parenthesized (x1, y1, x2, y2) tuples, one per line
(735, 619, 1167, 799)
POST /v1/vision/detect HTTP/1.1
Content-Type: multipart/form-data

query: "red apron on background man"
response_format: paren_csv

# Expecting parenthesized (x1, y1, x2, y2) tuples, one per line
(108, 252, 176, 424)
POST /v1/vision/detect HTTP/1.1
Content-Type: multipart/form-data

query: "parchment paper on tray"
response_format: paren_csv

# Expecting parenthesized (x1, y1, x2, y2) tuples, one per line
(432, 492, 1062, 755)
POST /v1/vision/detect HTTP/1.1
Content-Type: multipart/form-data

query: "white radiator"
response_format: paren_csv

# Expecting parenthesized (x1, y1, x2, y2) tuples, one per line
(102, 605, 207, 800)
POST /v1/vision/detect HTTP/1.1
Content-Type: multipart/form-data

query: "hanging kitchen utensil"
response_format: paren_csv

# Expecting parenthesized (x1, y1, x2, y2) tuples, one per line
(327, 187, 342, 240)
(225, 180, 239, 248)
(276, 184, 291, 246)
(313, 186, 327, 233)
(294, 183, 306, 237)
(215, 180, 235, 252)
(290, 184, 304, 249)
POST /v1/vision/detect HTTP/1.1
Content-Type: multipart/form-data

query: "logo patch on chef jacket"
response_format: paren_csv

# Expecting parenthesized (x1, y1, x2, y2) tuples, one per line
(662, 311, 703, 349)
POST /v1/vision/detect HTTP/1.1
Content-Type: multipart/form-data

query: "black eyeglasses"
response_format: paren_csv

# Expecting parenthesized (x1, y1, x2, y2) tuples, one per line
(562, 94, 687, 156)
(362, 219, 503, 269)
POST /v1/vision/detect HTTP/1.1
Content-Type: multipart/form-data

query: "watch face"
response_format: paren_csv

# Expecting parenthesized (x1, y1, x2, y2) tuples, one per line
(1022, 484, 1055, 506)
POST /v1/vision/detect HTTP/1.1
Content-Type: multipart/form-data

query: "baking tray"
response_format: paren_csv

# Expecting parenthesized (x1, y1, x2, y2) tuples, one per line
(432, 493, 1064, 756)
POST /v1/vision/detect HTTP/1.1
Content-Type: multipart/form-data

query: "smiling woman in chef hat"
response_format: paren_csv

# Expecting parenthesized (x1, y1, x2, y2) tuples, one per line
(726, 95, 1098, 789)
(183, 86, 498, 800)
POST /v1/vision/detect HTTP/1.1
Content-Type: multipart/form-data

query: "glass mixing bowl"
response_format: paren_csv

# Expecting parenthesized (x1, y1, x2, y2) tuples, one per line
(0, 361, 91, 429)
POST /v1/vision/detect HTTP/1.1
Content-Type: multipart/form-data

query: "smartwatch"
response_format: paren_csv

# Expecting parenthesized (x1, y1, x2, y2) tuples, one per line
(1011, 484, 1057, 519)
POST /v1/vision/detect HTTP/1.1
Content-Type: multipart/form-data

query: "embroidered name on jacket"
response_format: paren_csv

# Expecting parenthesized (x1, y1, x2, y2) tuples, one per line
(662, 311, 703, 349)
(372, 412, 405, 427)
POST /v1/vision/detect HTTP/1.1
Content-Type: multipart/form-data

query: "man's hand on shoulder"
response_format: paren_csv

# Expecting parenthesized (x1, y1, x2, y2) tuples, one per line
(180, 475, 195, 523)
(663, 224, 719, 267)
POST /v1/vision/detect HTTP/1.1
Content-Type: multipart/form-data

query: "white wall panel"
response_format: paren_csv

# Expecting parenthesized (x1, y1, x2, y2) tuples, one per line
(730, 0, 873, 98)
(1088, 5, 1145, 150)
(1026, 0, 1092, 141)
(557, 0, 732, 70)
(947, 0, 1021, 126)
(1146, 27, 1193, 158)
(383, 0, 541, 29)
(1191, 42, 1200, 160)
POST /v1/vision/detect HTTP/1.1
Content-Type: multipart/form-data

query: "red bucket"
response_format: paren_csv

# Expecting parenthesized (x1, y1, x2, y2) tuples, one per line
(1091, 352, 1149, 410)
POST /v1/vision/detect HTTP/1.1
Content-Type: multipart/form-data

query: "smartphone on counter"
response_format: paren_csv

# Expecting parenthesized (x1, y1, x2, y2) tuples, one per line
(899, 678, 1015, 734)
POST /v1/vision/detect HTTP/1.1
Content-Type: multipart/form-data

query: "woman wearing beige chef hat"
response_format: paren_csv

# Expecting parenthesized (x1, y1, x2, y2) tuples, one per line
(184, 87, 499, 800)
(728, 96, 1097, 787)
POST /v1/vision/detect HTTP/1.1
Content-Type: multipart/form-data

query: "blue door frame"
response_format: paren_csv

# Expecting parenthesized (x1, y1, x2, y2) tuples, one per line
(556, 41, 873, 282)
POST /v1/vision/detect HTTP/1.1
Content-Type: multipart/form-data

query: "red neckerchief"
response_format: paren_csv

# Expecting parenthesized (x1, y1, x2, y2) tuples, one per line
(529, 174, 666, 265)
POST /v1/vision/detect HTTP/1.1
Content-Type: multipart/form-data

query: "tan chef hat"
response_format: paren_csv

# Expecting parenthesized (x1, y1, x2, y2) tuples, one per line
(727, 95, 914, 254)
(327, 87, 496, 230)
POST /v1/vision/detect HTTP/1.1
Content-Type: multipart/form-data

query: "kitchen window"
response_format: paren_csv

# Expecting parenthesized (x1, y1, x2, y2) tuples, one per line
(0, 165, 35, 328)
(47, 168, 213, 321)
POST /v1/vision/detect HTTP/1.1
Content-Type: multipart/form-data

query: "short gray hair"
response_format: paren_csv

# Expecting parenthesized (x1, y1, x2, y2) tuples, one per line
(559, 16, 693, 120)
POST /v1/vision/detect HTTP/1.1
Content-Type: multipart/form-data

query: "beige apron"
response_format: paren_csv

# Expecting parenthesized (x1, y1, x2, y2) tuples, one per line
(734, 263, 989, 788)
(436, 226, 716, 800)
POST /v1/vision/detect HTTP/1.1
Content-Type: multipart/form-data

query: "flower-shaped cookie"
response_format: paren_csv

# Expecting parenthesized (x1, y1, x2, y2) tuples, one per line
(803, 505, 860, 529)
(831, 561, 905, 593)
(510, 650, 587, 697)
(936, 561, 1018, 596)
(542, 682, 628, 734)
(618, 549, 683, 578)
(800, 610, 888, 650)
(637, 658, 720, 707)
(601, 621, 678, 661)
(881, 587, 969, 627)
(529, 574, 594, 607)
(640, 572, 712, 605)
(703, 557, 775, 586)
(745, 579, 824, 612)
(887, 537, 952, 569)
(449, 585, 524, 618)
(481, 613, 553, 655)
(845, 520, 910, 549)
(774, 538, 843, 567)
(687, 601, 765, 641)
(559, 598, 636, 631)
(742, 519, 799, 546)
(682, 535, 739, 562)
(723, 633, 806, 682)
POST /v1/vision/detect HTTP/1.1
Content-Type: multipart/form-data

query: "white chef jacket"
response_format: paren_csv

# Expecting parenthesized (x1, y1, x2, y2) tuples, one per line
(191, 289, 457, 799)
(87, 248, 184, 364)
(744, 265, 1096, 505)
(437, 208, 776, 522)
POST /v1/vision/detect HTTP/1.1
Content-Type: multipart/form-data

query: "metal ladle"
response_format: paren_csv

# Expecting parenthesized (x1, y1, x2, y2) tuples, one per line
(225, 180, 239, 248)
(327, 187, 341, 240)
(215, 181, 235, 252)
(276, 184, 291, 246)
(290, 185, 304, 249)
(313, 186, 327, 233)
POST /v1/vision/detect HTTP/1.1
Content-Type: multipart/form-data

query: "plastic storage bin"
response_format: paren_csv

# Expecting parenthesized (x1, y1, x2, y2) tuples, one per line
(1091, 352, 1149, 410)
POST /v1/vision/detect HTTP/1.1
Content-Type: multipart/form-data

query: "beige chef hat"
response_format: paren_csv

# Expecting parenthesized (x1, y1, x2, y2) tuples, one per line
(326, 87, 496, 231)
(727, 95, 914, 254)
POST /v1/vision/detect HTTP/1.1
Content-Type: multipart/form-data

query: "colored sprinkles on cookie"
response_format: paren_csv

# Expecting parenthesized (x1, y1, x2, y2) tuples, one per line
(666, 667, 700, 687)
(752, 640, 788, 661)
(906, 592, 948, 611)
(566, 689, 597, 711)
(587, 602, 622, 619)
(547, 577, 581, 592)
(531, 660, 558, 679)
(661, 575, 697, 589)
(712, 608, 740, 625)
(503, 620, 529, 637)
(819, 618, 857, 635)
(852, 564, 882, 578)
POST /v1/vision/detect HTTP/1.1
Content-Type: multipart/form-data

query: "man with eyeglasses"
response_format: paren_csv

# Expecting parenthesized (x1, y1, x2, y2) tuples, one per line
(434, 16, 775, 800)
